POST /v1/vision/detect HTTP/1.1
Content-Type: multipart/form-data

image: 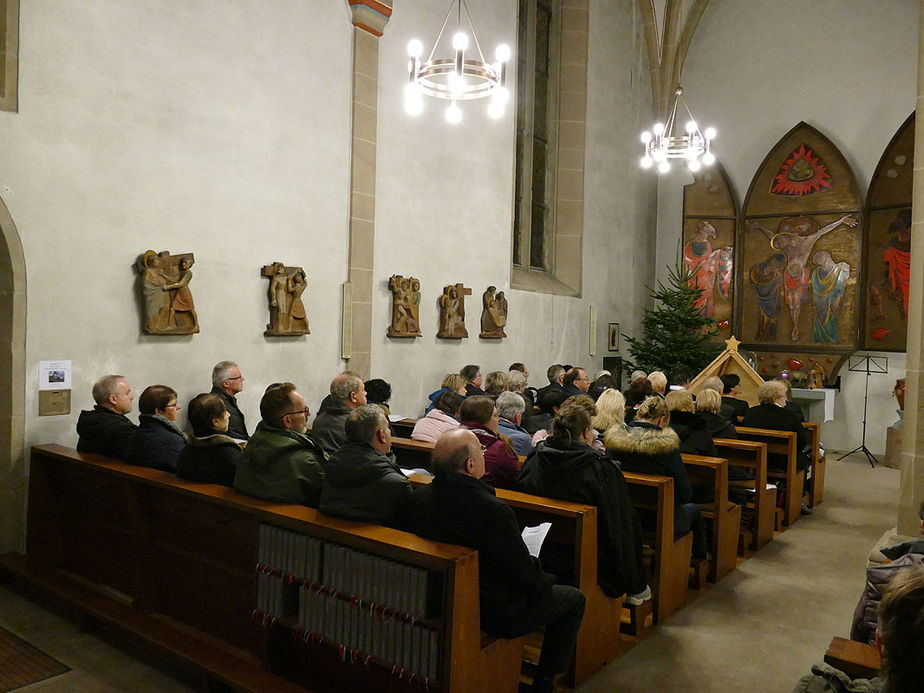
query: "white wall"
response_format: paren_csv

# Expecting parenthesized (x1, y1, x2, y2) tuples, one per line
(651, 0, 917, 452)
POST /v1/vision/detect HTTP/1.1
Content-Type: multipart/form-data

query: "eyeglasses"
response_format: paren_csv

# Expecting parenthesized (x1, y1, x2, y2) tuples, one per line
(284, 407, 310, 418)
(225, 375, 244, 381)
(165, 402, 180, 409)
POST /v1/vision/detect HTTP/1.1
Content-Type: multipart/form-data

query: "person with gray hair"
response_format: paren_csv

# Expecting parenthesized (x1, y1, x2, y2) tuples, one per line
(702, 375, 738, 422)
(312, 371, 367, 456)
(407, 428, 586, 693)
(496, 391, 533, 456)
(647, 370, 668, 396)
(210, 360, 249, 440)
(319, 404, 412, 529)
(76, 374, 138, 459)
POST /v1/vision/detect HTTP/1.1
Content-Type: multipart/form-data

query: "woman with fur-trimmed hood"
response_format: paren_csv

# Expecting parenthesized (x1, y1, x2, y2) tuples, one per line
(604, 396, 708, 559)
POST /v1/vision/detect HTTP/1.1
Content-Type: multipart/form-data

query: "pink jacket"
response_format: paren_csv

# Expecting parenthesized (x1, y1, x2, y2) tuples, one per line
(410, 409, 460, 443)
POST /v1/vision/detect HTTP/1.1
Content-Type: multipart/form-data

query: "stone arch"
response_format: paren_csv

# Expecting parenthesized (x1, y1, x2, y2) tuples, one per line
(0, 194, 26, 552)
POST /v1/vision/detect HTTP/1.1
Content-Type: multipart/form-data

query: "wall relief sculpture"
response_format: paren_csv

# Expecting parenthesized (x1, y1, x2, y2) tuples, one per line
(479, 285, 507, 339)
(387, 274, 421, 338)
(262, 262, 309, 336)
(437, 282, 471, 339)
(137, 250, 199, 335)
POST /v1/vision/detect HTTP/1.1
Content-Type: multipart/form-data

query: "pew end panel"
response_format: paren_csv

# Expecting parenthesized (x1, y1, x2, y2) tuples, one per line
(681, 454, 741, 583)
(824, 636, 881, 680)
(735, 428, 802, 527)
(803, 422, 824, 506)
(713, 439, 774, 551)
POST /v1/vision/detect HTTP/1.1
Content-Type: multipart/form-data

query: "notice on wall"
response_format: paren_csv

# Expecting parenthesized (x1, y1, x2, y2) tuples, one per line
(38, 360, 71, 391)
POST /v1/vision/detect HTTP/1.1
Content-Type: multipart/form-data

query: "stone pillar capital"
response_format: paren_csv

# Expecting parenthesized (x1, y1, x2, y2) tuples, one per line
(348, 0, 393, 37)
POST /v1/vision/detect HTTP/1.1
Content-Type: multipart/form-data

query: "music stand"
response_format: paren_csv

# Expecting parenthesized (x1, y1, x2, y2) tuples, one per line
(837, 354, 888, 468)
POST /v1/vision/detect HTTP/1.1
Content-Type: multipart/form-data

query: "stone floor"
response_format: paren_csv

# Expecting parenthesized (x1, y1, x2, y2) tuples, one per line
(0, 452, 900, 692)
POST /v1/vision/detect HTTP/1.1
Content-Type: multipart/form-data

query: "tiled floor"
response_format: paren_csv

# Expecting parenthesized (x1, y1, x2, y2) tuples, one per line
(0, 452, 900, 692)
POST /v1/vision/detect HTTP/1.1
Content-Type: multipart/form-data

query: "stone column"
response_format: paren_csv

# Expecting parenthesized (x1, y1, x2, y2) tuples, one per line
(344, 1, 392, 378)
(896, 1, 924, 534)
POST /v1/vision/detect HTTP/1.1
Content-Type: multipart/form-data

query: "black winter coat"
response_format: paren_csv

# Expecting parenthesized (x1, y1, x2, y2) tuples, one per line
(722, 396, 749, 420)
(741, 403, 808, 471)
(210, 387, 249, 440)
(699, 410, 737, 440)
(516, 439, 648, 596)
(76, 406, 138, 459)
(319, 442, 413, 529)
(668, 410, 718, 457)
(176, 432, 241, 486)
(123, 415, 186, 472)
(604, 421, 693, 504)
(312, 403, 351, 456)
(407, 473, 555, 638)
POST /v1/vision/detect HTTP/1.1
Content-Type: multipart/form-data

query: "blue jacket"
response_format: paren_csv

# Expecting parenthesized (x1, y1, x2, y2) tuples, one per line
(498, 417, 533, 456)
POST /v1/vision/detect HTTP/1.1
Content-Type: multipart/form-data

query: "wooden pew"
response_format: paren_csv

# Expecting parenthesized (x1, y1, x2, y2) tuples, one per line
(681, 454, 741, 583)
(824, 636, 881, 680)
(622, 472, 693, 623)
(712, 439, 775, 550)
(13, 444, 525, 693)
(803, 421, 824, 506)
(391, 418, 417, 438)
(391, 436, 436, 471)
(734, 427, 802, 527)
(408, 474, 629, 686)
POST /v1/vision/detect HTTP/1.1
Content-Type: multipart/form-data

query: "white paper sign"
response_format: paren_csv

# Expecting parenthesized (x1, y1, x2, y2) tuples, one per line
(521, 522, 552, 558)
(39, 360, 71, 391)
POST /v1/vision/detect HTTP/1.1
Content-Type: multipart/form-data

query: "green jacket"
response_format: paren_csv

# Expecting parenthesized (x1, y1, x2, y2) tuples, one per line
(234, 421, 327, 507)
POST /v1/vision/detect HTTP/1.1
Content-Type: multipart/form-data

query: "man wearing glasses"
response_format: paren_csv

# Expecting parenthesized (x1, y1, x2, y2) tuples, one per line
(561, 367, 591, 398)
(234, 382, 327, 507)
(210, 360, 249, 441)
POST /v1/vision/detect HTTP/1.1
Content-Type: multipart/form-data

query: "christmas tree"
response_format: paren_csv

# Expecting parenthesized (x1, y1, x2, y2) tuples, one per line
(624, 261, 722, 381)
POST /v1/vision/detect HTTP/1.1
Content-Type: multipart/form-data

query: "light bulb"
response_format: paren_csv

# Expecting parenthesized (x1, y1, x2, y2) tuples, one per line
(495, 44, 511, 62)
(453, 32, 469, 51)
(405, 96, 424, 116)
(640, 155, 653, 169)
(658, 160, 670, 173)
(449, 71, 466, 95)
(688, 159, 702, 172)
(492, 86, 510, 104)
(652, 149, 666, 162)
(640, 131, 652, 144)
(704, 127, 716, 140)
(407, 39, 423, 58)
(445, 102, 462, 124)
(685, 120, 697, 134)
(702, 151, 716, 165)
(488, 99, 504, 119)
(685, 147, 698, 160)
(652, 122, 665, 136)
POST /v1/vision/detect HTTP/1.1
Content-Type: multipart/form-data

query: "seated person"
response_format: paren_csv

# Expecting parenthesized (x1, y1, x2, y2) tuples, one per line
(664, 390, 718, 457)
(506, 369, 534, 431)
(777, 377, 806, 423)
(741, 379, 811, 514)
(364, 378, 392, 416)
(496, 391, 533, 456)
(535, 364, 565, 406)
(695, 388, 737, 440)
(623, 377, 653, 424)
(76, 374, 138, 459)
(702, 375, 738, 422)
(412, 390, 463, 443)
(234, 382, 327, 507)
(210, 360, 249, 440)
(529, 388, 570, 438)
(517, 403, 651, 604)
(588, 371, 618, 401)
(484, 370, 509, 400)
(459, 395, 520, 489)
(647, 371, 668, 397)
(591, 388, 626, 437)
(407, 429, 586, 693)
(123, 385, 186, 472)
(320, 404, 411, 529)
(176, 392, 242, 486)
(605, 396, 708, 559)
(721, 373, 750, 420)
(461, 364, 486, 396)
(312, 372, 367, 455)
(561, 367, 590, 397)
(669, 368, 692, 392)
(425, 373, 467, 413)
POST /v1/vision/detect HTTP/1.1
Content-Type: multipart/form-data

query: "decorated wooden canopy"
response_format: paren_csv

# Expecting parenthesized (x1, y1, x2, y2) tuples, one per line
(688, 335, 765, 407)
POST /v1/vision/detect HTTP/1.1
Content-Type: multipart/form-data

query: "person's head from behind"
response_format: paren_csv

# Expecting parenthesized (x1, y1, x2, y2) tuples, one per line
(626, 378, 653, 407)
(93, 375, 134, 414)
(508, 362, 528, 379)
(138, 385, 179, 421)
(459, 395, 498, 431)
(647, 371, 667, 395)
(460, 364, 482, 388)
(546, 364, 565, 385)
(436, 390, 464, 418)
(592, 373, 618, 393)
(720, 373, 740, 396)
(593, 388, 626, 431)
(630, 370, 647, 384)
(664, 390, 695, 414)
(565, 394, 597, 421)
(484, 371, 509, 397)
(432, 428, 484, 479)
(364, 378, 392, 406)
(774, 377, 793, 401)
(757, 379, 787, 406)
(330, 371, 366, 409)
(187, 393, 229, 436)
(671, 368, 692, 389)
(636, 396, 670, 427)
(260, 382, 309, 433)
(695, 388, 722, 415)
(496, 391, 526, 425)
(878, 564, 924, 693)
(552, 402, 594, 446)
(539, 388, 570, 415)
(507, 370, 527, 393)
(345, 404, 391, 453)
(441, 373, 467, 396)
(702, 375, 725, 394)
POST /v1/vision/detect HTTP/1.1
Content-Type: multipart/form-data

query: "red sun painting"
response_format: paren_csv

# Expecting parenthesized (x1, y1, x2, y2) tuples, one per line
(771, 144, 832, 196)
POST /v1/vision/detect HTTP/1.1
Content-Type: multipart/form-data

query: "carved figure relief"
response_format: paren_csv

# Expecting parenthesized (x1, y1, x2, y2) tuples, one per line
(437, 282, 471, 339)
(479, 285, 507, 339)
(387, 274, 422, 338)
(137, 250, 199, 334)
(262, 262, 310, 336)
(683, 220, 733, 319)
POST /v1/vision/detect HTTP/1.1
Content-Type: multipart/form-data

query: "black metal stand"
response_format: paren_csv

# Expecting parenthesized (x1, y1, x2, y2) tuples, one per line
(837, 355, 888, 468)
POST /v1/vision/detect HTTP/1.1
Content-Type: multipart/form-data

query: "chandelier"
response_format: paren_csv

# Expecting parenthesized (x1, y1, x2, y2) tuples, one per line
(640, 87, 716, 173)
(404, 0, 511, 123)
